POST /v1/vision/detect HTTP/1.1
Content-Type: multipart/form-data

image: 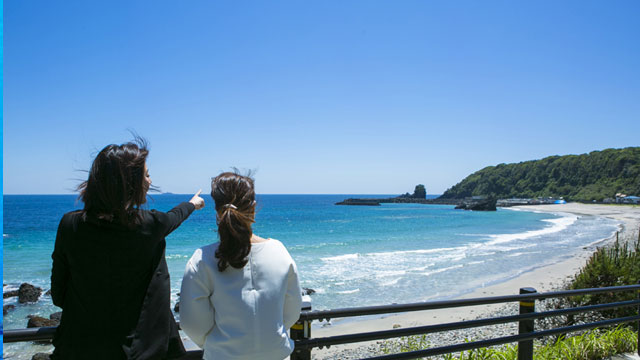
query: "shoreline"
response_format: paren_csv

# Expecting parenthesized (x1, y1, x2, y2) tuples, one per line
(310, 203, 640, 359)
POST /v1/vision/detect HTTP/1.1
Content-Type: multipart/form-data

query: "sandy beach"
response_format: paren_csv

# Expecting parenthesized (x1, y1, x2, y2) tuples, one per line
(311, 203, 640, 359)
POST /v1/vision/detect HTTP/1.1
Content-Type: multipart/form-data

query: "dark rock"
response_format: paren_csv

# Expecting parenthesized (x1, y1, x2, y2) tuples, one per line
(397, 184, 427, 199)
(174, 301, 180, 313)
(32, 353, 51, 360)
(4, 290, 19, 298)
(45, 289, 52, 296)
(27, 315, 59, 328)
(50, 311, 63, 322)
(19, 283, 43, 303)
(4, 304, 16, 315)
(455, 197, 497, 211)
(302, 287, 316, 295)
(335, 198, 381, 206)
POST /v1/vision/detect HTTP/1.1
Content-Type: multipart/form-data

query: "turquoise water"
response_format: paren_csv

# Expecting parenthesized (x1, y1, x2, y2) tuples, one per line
(3, 194, 620, 335)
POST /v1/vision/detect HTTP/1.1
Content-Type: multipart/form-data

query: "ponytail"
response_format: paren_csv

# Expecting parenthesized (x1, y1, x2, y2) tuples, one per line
(211, 172, 256, 272)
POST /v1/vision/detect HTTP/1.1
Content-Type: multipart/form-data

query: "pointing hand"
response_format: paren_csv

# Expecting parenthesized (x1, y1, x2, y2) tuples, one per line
(189, 189, 205, 210)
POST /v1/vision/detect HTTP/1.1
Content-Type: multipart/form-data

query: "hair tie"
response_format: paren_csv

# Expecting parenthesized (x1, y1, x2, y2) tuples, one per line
(223, 204, 237, 210)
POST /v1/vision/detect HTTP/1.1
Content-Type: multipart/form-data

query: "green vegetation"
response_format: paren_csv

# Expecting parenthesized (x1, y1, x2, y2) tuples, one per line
(560, 232, 640, 329)
(439, 147, 640, 202)
(380, 327, 637, 360)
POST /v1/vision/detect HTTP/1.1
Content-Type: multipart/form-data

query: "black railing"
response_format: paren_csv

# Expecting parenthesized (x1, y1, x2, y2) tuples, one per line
(289, 283, 640, 360)
(4, 284, 640, 360)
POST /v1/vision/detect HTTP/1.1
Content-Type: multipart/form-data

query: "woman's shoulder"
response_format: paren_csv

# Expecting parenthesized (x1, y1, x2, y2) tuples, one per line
(59, 210, 84, 227)
(263, 238, 287, 250)
(187, 242, 220, 269)
(260, 238, 295, 259)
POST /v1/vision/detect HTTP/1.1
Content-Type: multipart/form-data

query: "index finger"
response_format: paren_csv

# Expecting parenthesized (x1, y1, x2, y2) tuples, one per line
(195, 189, 202, 197)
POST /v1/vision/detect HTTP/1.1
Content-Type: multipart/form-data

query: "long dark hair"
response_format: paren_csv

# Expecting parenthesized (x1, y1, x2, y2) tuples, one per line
(211, 171, 256, 272)
(78, 137, 151, 228)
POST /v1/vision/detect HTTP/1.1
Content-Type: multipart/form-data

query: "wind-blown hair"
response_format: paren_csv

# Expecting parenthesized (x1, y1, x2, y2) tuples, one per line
(77, 137, 151, 228)
(211, 171, 256, 272)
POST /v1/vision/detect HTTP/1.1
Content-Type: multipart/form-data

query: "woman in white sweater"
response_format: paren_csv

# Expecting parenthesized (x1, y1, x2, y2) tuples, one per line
(180, 172, 303, 360)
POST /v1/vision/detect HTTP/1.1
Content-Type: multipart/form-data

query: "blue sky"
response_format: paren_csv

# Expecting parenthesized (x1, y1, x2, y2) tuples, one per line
(3, 1, 639, 195)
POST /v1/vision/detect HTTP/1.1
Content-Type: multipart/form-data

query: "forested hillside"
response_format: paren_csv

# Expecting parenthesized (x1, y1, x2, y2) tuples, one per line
(440, 147, 640, 202)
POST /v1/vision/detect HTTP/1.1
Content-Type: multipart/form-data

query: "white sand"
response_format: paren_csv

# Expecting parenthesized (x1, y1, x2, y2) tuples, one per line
(310, 203, 640, 358)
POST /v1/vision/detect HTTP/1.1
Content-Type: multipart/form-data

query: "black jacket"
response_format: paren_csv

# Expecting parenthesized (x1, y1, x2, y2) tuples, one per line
(51, 202, 195, 360)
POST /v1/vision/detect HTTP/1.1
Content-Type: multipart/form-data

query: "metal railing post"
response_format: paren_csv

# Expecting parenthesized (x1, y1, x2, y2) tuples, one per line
(291, 295, 312, 360)
(518, 287, 536, 360)
(637, 280, 639, 356)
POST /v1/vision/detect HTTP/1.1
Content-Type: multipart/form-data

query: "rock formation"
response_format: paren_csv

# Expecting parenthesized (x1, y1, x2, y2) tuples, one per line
(19, 283, 43, 303)
(27, 315, 59, 328)
(454, 197, 497, 211)
(4, 304, 15, 315)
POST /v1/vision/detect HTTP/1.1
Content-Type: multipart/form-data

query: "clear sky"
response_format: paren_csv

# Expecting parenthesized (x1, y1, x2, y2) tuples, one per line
(3, 1, 639, 195)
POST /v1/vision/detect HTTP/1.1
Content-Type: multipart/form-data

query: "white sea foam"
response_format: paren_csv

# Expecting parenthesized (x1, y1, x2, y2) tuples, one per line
(321, 253, 359, 262)
(338, 289, 360, 294)
(375, 270, 406, 278)
(422, 264, 463, 276)
(380, 278, 401, 286)
(507, 252, 525, 257)
(321, 246, 465, 263)
(370, 246, 465, 257)
(407, 263, 435, 272)
(485, 213, 578, 246)
(466, 260, 485, 265)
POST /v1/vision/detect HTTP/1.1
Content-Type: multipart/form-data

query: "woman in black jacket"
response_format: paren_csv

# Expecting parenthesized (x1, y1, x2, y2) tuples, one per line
(50, 137, 205, 360)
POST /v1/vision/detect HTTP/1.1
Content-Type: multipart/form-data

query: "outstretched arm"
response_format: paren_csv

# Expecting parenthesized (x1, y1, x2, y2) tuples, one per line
(161, 190, 205, 235)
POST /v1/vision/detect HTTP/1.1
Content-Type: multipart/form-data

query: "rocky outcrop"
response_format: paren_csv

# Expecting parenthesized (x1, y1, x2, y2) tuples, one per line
(19, 283, 43, 303)
(302, 287, 316, 295)
(397, 184, 427, 199)
(455, 197, 497, 211)
(50, 311, 63, 322)
(4, 304, 15, 315)
(32, 353, 51, 360)
(27, 315, 59, 328)
(335, 198, 381, 206)
(336, 185, 463, 206)
(4, 289, 19, 298)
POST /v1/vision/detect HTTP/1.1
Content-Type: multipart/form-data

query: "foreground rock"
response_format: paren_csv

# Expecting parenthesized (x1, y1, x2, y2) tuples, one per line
(4, 289, 19, 298)
(50, 311, 63, 322)
(303, 287, 316, 295)
(32, 354, 51, 360)
(19, 283, 43, 303)
(27, 315, 59, 328)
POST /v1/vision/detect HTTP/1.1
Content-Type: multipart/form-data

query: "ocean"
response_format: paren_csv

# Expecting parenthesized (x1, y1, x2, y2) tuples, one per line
(2, 194, 620, 358)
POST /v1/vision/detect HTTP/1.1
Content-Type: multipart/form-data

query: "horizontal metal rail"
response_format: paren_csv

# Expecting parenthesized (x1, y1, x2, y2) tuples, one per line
(365, 315, 640, 360)
(295, 299, 640, 349)
(4, 284, 639, 360)
(3, 326, 57, 343)
(299, 284, 640, 322)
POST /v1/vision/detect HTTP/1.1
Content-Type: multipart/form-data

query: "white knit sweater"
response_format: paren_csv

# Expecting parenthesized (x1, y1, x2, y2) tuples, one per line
(180, 239, 303, 360)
